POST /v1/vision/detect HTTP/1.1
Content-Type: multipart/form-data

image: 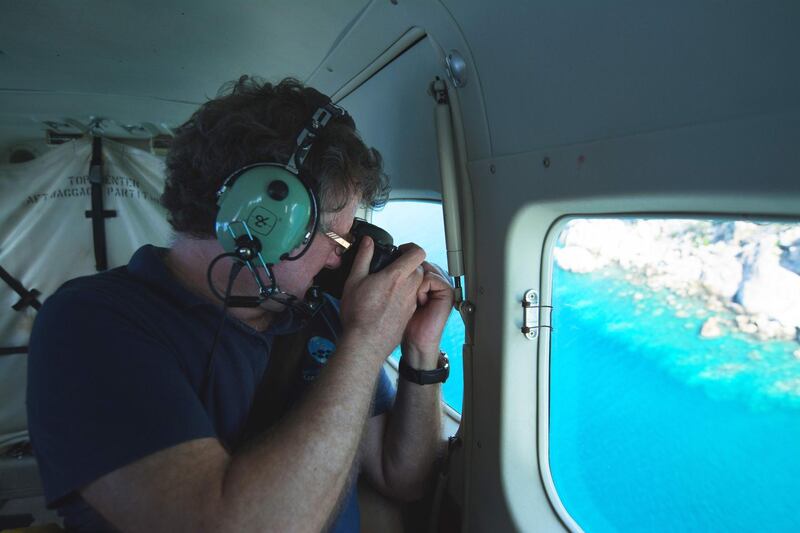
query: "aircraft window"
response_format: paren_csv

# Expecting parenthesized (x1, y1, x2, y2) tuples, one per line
(371, 200, 465, 414)
(547, 218, 800, 532)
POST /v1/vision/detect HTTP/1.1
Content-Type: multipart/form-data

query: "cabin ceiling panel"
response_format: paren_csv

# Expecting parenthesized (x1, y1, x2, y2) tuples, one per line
(0, 92, 197, 126)
(1, 0, 369, 102)
(443, 0, 800, 157)
(1, 0, 370, 155)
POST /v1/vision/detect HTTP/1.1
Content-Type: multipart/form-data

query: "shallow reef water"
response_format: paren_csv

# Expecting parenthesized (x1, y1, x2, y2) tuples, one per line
(550, 266, 800, 533)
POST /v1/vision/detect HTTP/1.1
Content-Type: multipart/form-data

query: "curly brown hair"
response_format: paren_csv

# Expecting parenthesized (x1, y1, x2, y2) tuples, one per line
(161, 76, 390, 237)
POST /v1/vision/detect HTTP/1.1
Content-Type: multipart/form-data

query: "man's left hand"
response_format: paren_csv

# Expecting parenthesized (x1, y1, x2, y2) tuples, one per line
(401, 252, 455, 368)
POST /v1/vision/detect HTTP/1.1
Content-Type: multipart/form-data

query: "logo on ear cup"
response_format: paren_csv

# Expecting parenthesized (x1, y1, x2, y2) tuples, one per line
(246, 206, 277, 236)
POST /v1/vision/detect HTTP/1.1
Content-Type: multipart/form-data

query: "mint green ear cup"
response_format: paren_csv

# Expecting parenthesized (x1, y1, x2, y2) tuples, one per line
(215, 164, 313, 264)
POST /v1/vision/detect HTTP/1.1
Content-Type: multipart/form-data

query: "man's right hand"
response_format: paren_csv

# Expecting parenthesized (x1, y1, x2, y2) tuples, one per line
(339, 236, 426, 360)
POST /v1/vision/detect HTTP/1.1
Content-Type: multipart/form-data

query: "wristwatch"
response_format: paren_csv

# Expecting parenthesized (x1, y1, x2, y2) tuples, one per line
(398, 351, 450, 385)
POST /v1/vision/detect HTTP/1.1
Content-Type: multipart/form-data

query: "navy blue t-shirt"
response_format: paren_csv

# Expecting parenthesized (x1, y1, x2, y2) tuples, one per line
(27, 245, 395, 532)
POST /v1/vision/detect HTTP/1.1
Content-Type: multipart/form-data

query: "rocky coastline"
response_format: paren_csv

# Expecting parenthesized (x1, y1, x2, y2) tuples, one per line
(554, 220, 800, 356)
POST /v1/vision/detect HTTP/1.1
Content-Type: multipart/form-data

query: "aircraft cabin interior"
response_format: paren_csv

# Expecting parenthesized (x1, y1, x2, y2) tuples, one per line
(1, 1, 799, 532)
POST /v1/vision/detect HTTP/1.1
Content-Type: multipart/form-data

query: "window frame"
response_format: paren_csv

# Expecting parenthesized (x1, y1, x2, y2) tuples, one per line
(535, 212, 800, 533)
(538, 214, 584, 533)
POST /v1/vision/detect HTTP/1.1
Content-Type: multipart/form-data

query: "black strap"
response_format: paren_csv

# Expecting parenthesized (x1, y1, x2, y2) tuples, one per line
(235, 296, 341, 450)
(84, 137, 117, 271)
(0, 264, 42, 311)
(0, 346, 28, 357)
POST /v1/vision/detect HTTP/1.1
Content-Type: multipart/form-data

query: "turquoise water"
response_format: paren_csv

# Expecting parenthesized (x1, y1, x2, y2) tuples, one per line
(550, 266, 800, 532)
(373, 202, 465, 413)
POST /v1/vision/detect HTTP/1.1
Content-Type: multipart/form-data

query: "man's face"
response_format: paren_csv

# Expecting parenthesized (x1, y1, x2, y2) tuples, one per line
(268, 194, 359, 302)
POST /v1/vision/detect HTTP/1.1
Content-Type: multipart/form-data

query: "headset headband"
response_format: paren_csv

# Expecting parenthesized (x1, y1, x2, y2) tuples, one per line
(287, 103, 345, 174)
(216, 101, 346, 195)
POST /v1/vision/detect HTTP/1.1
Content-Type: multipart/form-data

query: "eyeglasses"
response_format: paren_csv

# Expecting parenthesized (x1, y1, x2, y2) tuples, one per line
(322, 230, 353, 256)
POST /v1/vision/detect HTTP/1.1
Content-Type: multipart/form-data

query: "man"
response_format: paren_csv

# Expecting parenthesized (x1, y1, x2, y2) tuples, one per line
(27, 77, 453, 532)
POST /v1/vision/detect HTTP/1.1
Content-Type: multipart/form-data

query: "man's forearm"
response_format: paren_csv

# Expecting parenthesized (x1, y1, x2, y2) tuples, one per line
(216, 332, 384, 532)
(380, 349, 443, 500)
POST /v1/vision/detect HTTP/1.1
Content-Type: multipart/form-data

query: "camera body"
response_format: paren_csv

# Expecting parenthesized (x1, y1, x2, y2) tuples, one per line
(352, 218, 403, 274)
(314, 218, 402, 299)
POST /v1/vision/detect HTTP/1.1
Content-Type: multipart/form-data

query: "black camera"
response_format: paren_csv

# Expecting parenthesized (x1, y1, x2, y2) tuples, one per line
(314, 218, 402, 299)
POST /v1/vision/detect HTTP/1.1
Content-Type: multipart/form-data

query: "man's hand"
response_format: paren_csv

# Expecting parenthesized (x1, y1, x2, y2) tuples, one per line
(360, 250, 452, 501)
(401, 255, 455, 369)
(339, 237, 426, 361)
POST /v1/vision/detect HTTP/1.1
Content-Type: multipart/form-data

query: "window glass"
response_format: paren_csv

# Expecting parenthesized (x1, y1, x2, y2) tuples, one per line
(548, 218, 800, 532)
(371, 200, 465, 414)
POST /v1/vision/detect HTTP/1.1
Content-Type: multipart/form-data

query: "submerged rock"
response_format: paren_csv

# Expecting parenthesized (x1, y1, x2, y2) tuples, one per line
(735, 315, 758, 334)
(701, 317, 724, 338)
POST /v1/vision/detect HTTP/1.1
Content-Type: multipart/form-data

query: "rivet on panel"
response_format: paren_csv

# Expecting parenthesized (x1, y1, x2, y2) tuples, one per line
(489, 164, 496, 174)
(543, 157, 551, 168)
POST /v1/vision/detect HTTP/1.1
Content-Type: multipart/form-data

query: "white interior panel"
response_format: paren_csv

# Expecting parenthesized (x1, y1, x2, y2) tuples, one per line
(465, 109, 800, 531)
(444, 0, 800, 156)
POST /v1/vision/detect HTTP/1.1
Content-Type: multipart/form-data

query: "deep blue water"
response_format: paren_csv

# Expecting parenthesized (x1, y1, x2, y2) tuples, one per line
(550, 266, 800, 532)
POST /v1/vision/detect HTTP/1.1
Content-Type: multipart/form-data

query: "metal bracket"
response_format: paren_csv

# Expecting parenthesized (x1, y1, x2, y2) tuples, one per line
(456, 298, 475, 344)
(521, 289, 552, 340)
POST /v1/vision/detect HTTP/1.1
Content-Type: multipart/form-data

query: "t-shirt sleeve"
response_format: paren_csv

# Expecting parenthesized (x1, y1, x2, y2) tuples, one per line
(26, 287, 216, 506)
(371, 365, 396, 417)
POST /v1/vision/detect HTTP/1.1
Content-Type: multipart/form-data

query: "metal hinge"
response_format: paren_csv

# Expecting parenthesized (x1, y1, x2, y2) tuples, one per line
(521, 289, 552, 340)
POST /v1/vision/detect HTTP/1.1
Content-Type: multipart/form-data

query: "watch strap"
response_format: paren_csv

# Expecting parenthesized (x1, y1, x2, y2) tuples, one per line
(398, 351, 449, 385)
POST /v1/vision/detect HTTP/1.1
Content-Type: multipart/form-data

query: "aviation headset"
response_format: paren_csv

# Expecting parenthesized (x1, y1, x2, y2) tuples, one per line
(207, 100, 348, 311)
(200, 99, 350, 398)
